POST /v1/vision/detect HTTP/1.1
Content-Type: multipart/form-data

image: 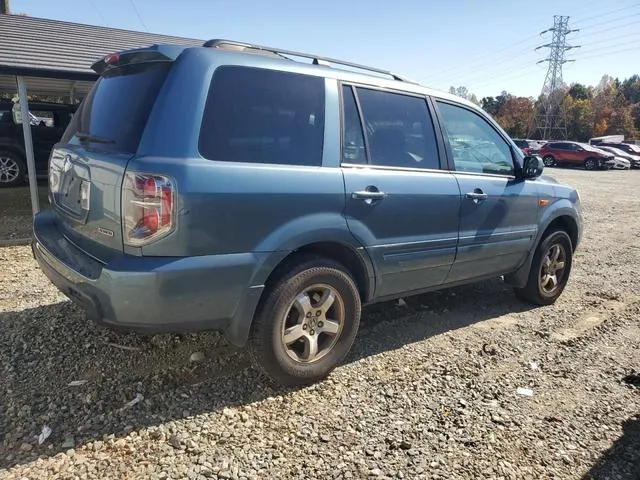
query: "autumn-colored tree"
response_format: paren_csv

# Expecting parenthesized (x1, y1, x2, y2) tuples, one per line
(452, 74, 639, 141)
(564, 96, 595, 142)
(594, 119, 608, 137)
(495, 97, 535, 138)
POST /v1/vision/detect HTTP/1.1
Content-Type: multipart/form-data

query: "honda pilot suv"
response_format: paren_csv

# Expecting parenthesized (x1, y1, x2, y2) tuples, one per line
(32, 40, 583, 385)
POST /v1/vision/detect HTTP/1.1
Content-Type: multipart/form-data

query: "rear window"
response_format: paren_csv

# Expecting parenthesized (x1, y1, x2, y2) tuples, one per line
(62, 63, 170, 153)
(199, 66, 325, 166)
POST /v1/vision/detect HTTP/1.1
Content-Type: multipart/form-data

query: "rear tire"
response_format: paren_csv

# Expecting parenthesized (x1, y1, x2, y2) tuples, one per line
(542, 155, 555, 167)
(515, 230, 573, 306)
(248, 256, 361, 386)
(584, 158, 597, 170)
(0, 151, 26, 187)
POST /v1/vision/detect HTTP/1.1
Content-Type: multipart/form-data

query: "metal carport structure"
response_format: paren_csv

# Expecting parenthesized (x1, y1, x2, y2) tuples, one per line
(0, 14, 201, 215)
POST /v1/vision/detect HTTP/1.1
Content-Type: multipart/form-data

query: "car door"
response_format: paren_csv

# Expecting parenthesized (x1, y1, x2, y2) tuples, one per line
(433, 100, 539, 283)
(565, 143, 583, 165)
(340, 85, 462, 299)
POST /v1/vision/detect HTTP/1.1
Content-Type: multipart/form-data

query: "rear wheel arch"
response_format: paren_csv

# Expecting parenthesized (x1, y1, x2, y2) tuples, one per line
(262, 241, 373, 304)
(0, 145, 26, 159)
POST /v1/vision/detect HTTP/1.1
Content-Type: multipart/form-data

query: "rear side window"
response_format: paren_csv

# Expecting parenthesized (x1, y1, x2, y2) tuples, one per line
(62, 63, 170, 154)
(199, 67, 325, 166)
(347, 87, 440, 170)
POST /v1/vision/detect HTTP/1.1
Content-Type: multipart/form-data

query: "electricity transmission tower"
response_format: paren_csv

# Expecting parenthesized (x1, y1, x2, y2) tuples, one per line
(530, 16, 580, 140)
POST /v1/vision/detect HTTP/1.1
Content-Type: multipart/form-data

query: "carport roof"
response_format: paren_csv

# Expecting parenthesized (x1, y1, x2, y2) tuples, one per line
(0, 14, 204, 81)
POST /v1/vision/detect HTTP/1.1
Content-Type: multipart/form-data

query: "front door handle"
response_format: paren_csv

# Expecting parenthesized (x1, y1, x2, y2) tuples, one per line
(465, 189, 488, 203)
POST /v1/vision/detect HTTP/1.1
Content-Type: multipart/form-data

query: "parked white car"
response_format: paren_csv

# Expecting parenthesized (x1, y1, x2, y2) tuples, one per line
(597, 146, 640, 169)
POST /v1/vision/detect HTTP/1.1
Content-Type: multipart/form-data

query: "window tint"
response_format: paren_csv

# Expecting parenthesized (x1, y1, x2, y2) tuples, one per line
(62, 63, 170, 153)
(354, 87, 440, 170)
(199, 67, 325, 166)
(437, 101, 514, 176)
(341, 86, 366, 164)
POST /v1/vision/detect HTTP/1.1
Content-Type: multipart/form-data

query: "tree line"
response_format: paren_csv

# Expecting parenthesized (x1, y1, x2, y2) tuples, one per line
(449, 74, 640, 141)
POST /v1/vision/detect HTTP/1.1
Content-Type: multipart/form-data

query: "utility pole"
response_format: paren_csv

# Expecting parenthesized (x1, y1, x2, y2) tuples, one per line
(530, 16, 580, 140)
(1, 0, 9, 14)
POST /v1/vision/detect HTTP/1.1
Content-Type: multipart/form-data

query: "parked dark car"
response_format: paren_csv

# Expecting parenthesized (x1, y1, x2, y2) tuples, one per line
(512, 139, 534, 155)
(32, 40, 583, 386)
(0, 100, 76, 187)
(539, 141, 613, 170)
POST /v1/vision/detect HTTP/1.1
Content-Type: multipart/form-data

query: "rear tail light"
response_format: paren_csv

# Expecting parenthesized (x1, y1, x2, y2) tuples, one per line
(122, 172, 175, 246)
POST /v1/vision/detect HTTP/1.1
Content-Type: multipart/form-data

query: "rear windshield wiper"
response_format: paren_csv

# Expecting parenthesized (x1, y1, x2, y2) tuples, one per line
(75, 131, 115, 144)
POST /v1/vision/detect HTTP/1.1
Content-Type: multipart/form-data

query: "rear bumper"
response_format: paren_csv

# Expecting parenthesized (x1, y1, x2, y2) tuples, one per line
(32, 210, 265, 345)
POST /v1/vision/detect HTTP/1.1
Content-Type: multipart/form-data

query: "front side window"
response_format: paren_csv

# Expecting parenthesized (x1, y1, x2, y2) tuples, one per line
(437, 101, 514, 176)
(199, 67, 325, 166)
(343, 87, 440, 170)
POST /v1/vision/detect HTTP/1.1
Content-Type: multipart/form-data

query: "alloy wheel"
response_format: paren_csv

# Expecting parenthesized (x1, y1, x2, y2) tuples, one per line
(539, 243, 567, 295)
(281, 283, 345, 363)
(0, 156, 20, 184)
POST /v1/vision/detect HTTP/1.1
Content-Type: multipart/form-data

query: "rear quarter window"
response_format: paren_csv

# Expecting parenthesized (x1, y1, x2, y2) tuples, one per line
(199, 66, 325, 166)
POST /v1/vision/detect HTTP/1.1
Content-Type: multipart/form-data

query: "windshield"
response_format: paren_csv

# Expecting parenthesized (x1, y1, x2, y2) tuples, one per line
(62, 63, 170, 154)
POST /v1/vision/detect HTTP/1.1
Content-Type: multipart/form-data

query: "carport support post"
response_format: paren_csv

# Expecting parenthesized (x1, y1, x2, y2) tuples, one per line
(16, 75, 40, 215)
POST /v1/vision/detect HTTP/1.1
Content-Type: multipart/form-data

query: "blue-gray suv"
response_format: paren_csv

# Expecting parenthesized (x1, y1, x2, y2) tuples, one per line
(32, 40, 583, 385)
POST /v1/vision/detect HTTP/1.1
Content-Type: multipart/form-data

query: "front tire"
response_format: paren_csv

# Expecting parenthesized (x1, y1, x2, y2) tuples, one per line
(0, 151, 26, 187)
(542, 155, 555, 167)
(248, 256, 361, 386)
(584, 158, 597, 170)
(515, 230, 573, 306)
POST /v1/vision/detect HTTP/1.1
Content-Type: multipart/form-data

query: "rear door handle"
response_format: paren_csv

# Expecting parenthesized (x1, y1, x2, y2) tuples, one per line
(352, 191, 386, 200)
(465, 189, 488, 203)
(352, 187, 386, 205)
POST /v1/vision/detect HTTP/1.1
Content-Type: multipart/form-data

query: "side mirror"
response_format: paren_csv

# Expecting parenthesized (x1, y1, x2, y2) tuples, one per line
(522, 155, 544, 179)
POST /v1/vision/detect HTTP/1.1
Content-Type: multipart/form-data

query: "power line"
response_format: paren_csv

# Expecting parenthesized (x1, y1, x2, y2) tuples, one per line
(572, 37, 640, 58)
(419, 35, 541, 83)
(570, 1, 639, 26)
(89, 0, 108, 26)
(573, 19, 640, 41)
(129, 0, 149, 32)
(572, 12, 640, 32)
(567, 45, 639, 62)
(468, 65, 545, 93)
(448, 55, 542, 89)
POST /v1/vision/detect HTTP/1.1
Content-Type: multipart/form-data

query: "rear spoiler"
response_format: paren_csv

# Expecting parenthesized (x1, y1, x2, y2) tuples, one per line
(91, 44, 186, 75)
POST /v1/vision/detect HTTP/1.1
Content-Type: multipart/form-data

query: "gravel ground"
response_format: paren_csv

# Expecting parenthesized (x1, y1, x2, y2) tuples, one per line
(0, 183, 49, 243)
(1, 168, 639, 480)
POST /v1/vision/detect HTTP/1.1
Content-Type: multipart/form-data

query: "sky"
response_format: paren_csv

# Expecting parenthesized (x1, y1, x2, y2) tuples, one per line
(11, 0, 640, 99)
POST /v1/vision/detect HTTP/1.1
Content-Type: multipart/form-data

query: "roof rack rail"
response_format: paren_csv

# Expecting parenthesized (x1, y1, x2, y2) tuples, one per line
(203, 39, 415, 83)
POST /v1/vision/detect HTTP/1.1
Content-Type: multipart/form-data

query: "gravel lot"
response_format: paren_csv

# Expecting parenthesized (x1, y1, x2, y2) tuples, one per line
(0, 183, 49, 244)
(1, 168, 639, 480)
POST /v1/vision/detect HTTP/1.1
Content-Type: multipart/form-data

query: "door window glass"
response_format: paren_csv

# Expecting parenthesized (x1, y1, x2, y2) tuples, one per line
(350, 87, 440, 170)
(437, 101, 514, 176)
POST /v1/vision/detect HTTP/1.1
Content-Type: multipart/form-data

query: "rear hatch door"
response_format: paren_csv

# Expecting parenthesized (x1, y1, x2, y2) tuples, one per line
(50, 47, 178, 261)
